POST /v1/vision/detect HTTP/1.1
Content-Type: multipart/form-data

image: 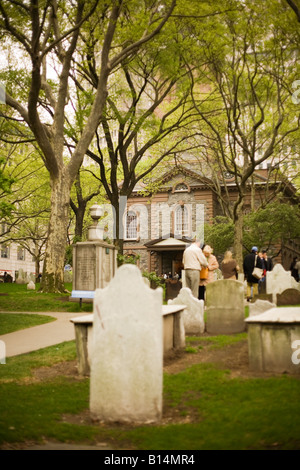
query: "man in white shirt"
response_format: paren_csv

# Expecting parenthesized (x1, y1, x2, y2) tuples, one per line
(183, 240, 208, 298)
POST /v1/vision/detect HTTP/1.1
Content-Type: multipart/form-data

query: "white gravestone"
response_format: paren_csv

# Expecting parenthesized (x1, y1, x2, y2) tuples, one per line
(168, 287, 205, 335)
(266, 264, 300, 303)
(27, 280, 35, 290)
(248, 299, 276, 317)
(90, 264, 163, 424)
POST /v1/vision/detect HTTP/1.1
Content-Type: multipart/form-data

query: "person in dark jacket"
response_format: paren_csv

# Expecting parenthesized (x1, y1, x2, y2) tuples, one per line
(262, 250, 273, 272)
(243, 246, 263, 301)
(290, 257, 299, 282)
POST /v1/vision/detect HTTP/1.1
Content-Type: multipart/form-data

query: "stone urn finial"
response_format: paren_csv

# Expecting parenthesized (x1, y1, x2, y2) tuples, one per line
(88, 204, 104, 241)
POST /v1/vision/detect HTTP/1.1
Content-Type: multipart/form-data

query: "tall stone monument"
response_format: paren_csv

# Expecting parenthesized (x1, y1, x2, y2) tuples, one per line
(90, 264, 163, 423)
(72, 205, 117, 292)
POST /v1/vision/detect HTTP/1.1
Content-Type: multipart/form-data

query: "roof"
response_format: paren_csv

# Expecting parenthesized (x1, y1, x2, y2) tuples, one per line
(145, 234, 192, 251)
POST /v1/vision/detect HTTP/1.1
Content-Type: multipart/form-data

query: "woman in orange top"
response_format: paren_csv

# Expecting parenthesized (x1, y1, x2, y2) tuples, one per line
(199, 245, 219, 300)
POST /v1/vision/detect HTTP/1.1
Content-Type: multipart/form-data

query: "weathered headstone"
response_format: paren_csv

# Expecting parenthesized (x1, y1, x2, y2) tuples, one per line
(266, 264, 300, 303)
(64, 270, 73, 283)
(245, 307, 300, 374)
(168, 287, 205, 335)
(252, 293, 274, 303)
(90, 264, 163, 423)
(27, 280, 35, 290)
(205, 280, 245, 334)
(16, 269, 26, 285)
(248, 299, 276, 317)
(277, 289, 300, 306)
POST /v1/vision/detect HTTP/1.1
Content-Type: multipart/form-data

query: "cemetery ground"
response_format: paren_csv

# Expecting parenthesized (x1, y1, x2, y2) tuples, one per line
(0, 283, 300, 450)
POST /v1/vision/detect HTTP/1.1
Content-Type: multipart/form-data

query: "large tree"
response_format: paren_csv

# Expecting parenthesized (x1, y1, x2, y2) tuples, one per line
(184, 0, 300, 268)
(82, 46, 200, 253)
(0, 0, 176, 292)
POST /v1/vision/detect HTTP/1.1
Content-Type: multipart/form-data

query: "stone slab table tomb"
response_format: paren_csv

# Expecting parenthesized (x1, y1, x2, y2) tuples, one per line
(245, 307, 300, 375)
(71, 303, 186, 376)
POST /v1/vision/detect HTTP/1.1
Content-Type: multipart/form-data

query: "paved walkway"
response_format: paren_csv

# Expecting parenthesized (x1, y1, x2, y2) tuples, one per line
(0, 311, 90, 357)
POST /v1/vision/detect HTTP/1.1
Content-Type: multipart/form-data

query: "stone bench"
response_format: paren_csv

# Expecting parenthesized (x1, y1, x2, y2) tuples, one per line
(245, 307, 300, 375)
(71, 304, 186, 375)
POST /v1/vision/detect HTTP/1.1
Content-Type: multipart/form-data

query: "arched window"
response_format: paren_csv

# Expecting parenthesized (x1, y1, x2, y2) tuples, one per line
(174, 182, 189, 192)
(125, 211, 138, 240)
(174, 205, 190, 237)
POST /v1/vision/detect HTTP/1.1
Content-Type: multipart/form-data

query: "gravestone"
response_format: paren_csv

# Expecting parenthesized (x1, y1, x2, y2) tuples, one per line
(64, 270, 73, 283)
(27, 280, 35, 290)
(168, 287, 205, 335)
(266, 264, 300, 303)
(277, 289, 300, 306)
(246, 307, 300, 374)
(248, 299, 276, 317)
(72, 205, 117, 293)
(205, 280, 245, 334)
(165, 279, 182, 301)
(90, 264, 163, 424)
(16, 269, 26, 285)
(252, 293, 273, 303)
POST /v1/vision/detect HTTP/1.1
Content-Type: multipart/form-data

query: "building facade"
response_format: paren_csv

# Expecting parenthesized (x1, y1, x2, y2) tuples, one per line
(122, 165, 300, 276)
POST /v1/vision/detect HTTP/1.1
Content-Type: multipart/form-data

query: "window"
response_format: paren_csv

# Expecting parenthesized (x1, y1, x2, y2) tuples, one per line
(174, 205, 190, 237)
(125, 211, 138, 240)
(1, 244, 9, 259)
(17, 246, 25, 261)
(174, 183, 188, 192)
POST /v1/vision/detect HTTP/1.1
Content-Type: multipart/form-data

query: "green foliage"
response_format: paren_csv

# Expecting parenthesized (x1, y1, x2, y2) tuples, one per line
(204, 217, 234, 256)
(117, 253, 141, 265)
(243, 203, 300, 253)
(0, 156, 15, 218)
(204, 202, 300, 258)
(65, 236, 82, 266)
(142, 271, 165, 289)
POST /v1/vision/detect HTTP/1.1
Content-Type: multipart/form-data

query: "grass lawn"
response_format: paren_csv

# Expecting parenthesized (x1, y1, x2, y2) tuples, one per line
(0, 313, 56, 335)
(0, 284, 299, 450)
(0, 336, 299, 450)
(0, 282, 92, 313)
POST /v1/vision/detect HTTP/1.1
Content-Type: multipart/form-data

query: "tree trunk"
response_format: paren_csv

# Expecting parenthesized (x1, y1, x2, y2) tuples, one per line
(233, 204, 244, 273)
(74, 203, 86, 239)
(35, 254, 41, 283)
(40, 172, 71, 293)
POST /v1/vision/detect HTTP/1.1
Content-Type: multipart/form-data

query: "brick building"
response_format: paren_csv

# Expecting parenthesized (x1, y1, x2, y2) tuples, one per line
(122, 165, 300, 276)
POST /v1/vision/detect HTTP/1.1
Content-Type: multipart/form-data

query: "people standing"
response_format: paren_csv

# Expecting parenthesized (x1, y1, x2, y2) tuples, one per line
(221, 251, 239, 280)
(259, 249, 273, 293)
(198, 245, 219, 300)
(262, 250, 273, 272)
(183, 240, 208, 298)
(243, 246, 263, 302)
(290, 257, 299, 282)
(296, 258, 300, 282)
